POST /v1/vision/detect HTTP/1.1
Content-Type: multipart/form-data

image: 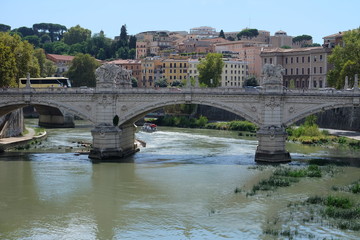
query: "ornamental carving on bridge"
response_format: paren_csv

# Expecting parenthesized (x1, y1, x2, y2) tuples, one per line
(262, 64, 285, 82)
(95, 64, 132, 88)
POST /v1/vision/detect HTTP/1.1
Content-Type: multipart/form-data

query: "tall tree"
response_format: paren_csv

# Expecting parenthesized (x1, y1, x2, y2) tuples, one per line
(66, 53, 100, 87)
(62, 25, 91, 45)
(0, 24, 11, 32)
(197, 53, 224, 87)
(219, 29, 225, 39)
(32, 23, 67, 41)
(327, 28, 360, 89)
(0, 32, 40, 86)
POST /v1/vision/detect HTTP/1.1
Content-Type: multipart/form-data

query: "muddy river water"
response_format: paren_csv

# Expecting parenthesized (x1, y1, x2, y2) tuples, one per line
(0, 120, 359, 239)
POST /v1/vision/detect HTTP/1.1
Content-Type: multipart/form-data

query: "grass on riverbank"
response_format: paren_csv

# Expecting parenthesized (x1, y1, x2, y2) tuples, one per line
(241, 165, 322, 196)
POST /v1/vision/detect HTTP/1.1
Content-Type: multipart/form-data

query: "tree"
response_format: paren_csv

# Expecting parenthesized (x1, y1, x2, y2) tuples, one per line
(0, 32, 40, 86)
(219, 30, 225, 39)
(243, 76, 258, 87)
(14, 26, 34, 37)
(33, 48, 56, 77)
(292, 34, 312, 43)
(129, 35, 137, 49)
(327, 28, 360, 89)
(62, 25, 91, 45)
(131, 77, 138, 87)
(32, 23, 67, 41)
(66, 53, 100, 87)
(155, 78, 168, 87)
(237, 28, 259, 40)
(0, 24, 11, 32)
(226, 36, 235, 41)
(197, 53, 224, 87)
(24, 35, 40, 48)
(43, 41, 70, 54)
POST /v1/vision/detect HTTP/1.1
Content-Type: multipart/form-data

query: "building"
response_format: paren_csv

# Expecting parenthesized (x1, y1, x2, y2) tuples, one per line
(323, 31, 345, 48)
(270, 30, 293, 48)
(214, 41, 269, 78)
(46, 54, 74, 76)
(188, 59, 200, 80)
(221, 60, 249, 87)
(260, 47, 332, 89)
(140, 57, 163, 87)
(189, 26, 217, 39)
(162, 56, 189, 85)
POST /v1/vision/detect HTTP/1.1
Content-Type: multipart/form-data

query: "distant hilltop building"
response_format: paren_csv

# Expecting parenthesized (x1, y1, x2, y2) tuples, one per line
(188, 26, 217, 39)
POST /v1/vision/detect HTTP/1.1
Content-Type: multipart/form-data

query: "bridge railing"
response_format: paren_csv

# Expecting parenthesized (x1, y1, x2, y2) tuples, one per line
(1, 86, 359, 96)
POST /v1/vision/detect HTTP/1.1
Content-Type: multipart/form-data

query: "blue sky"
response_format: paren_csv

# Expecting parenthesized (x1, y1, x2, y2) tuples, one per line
(1, 0, 359, 44)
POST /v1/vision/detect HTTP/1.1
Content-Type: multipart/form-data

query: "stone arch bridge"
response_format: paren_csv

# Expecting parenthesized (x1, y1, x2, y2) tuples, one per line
(0, 85, 359, 163)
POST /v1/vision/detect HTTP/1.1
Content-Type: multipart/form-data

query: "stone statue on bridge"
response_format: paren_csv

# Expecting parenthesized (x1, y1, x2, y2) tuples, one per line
(95, 64, 132, 89)
(261, 63, 285, 92)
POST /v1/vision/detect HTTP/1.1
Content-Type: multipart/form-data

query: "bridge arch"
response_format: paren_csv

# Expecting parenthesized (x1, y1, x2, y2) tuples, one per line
(118, 99, 261, 127)
(284, 102, 359, 127)
(0, 100, 95, 124)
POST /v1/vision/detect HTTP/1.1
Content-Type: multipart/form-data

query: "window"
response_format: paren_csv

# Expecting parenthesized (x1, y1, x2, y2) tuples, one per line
(291, 68, 293, 75)
(302, 56, 305, 63)
(320, 67, 322, 74)
(314, 67, 316, 74)
(308, 68, 310, 74)
(291, 57, 293, 64)
(180, 63, 182, 68)
(270, 58, 273, 64)
(296, 57, 299, 63)
(264, 58, 267, 64)
(314, 56, 317, 62)
(285, 58, 288, 64)
(296, 68, 299, 75)
(308, 56, 310, 62)
(302, 68, 304, 74)
(320, 55, 323, 61)
(174, 63, 177, 68)
(170, 63, 172, 68)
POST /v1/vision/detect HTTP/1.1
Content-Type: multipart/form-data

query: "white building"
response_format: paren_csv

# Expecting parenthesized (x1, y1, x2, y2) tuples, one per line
(221, 60, 249, 87)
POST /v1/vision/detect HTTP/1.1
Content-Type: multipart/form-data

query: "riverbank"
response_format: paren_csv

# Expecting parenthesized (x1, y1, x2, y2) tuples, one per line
(0, 127, 47, 152)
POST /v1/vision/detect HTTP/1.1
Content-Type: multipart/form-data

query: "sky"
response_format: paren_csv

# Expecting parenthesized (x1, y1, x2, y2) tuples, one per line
(1, 0, 359, 44)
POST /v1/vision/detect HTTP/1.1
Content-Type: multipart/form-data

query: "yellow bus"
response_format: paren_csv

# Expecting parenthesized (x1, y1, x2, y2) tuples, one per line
(19, 77, 71, 88)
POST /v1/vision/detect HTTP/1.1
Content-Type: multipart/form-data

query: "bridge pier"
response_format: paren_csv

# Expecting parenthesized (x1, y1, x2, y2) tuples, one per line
(38, 113, 75, 128)
(89, 123, 139, 161)
(255, 125, 291, 163)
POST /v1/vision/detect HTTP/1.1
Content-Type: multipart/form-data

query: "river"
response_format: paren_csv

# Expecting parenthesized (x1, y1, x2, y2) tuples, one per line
(0, 119, 359, 240)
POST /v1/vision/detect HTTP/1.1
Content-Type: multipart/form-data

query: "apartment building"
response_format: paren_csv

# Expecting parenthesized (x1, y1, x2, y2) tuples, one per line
(221, 60, 249, 87)
(260, 47, 332, 88)
(140, 57, 163, 87)
(188, 60, 200, 80)
(162, 56, 189, 85)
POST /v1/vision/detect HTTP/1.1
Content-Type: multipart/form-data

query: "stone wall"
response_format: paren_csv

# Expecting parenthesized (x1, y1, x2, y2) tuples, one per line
(0, 109, 24, 138)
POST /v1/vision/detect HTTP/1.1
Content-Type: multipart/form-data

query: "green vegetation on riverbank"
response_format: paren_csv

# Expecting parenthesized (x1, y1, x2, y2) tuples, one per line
(153, 115, 258, 132)
(287, 115, 360, 149)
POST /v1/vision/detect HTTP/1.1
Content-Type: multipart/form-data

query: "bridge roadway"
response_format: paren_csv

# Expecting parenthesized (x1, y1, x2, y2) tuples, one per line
(0, 86, 359, 162)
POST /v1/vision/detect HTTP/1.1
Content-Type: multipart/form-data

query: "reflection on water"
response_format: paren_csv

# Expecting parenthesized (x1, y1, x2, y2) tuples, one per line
(0, 121, 359, 239)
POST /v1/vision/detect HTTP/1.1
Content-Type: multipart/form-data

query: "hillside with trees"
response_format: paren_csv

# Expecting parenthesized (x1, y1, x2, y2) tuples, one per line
(0, 22, 137, 61)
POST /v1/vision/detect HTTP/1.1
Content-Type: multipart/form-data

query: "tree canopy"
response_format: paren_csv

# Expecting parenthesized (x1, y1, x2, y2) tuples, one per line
(62, 25, 91, 45)
(292, 34, 312, 43)
(327, 28, 360, 89)
(197, 53, 224, 87)
(66, 53, 100, 87)
(0, 32, 40, 87)
(237, 29, 259, 40)
(0, 24, 11, 32)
